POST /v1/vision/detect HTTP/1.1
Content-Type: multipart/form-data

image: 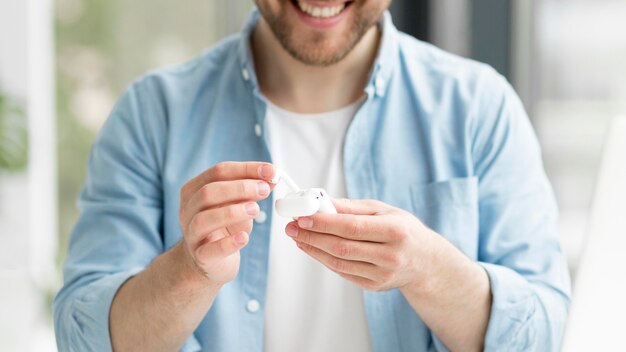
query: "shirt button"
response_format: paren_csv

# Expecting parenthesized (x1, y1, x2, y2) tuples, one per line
(242, 68, 250, 81)
(254, 123, 262, 137)
(246, 299, 260, 313)
(255, 210, 267, 224)
(375, 76, 385, 94)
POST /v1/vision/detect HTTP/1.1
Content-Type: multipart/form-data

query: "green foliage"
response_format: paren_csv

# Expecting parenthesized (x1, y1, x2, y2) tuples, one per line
(54, 1, 251, 267)
(55, 78, 94, 267)
(0, 91, 28, 173)
(55, 0, 110, 265)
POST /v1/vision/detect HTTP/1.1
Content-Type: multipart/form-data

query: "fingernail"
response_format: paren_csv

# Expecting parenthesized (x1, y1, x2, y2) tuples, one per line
(298, 217, 313, 229)
(257, 182, 270, 197)
(234, 232, 248, 245)
(258, 164, 273, 180)
(285, 223, 299, 238)
(245, 202, 259, 215)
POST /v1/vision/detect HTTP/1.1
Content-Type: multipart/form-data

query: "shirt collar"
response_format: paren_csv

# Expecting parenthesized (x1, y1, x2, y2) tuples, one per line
(237, 7, 399, 98)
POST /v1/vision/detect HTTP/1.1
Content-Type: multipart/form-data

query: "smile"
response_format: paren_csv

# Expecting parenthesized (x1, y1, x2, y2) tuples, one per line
(295, 1, 351, 19)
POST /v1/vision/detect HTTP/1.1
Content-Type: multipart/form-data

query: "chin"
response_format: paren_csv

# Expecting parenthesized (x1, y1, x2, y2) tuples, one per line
(257, 0, 384, 66)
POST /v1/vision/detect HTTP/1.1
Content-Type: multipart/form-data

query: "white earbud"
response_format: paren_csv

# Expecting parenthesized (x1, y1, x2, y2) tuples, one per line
(271, 169, 300, 192)
(272, 169, 337, 218)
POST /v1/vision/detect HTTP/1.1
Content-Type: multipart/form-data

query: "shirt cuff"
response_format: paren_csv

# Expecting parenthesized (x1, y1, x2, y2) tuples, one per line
(181, 336, 202, 352)
(64, 268, 203, 352)
(67, 268, 144, 351)
(479, 262, 538, 352)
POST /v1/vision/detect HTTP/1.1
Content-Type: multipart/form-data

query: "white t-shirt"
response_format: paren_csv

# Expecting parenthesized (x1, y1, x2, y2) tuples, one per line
(263, 99, 371, 352)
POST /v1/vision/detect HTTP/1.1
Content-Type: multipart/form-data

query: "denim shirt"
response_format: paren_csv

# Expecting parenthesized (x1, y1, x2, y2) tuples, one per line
(54, 9, 571, 352)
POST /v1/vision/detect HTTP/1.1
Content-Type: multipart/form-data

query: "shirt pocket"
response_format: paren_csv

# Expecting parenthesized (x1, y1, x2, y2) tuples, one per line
(410, 177, 479, 259)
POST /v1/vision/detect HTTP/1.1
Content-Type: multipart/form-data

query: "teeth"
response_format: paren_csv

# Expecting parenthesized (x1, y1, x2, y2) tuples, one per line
(297, 1, 346, 19)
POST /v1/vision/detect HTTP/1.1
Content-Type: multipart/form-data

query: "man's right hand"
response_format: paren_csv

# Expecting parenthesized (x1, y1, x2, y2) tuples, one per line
(110, 161, 276, 351)
(178, 161, 276, 285)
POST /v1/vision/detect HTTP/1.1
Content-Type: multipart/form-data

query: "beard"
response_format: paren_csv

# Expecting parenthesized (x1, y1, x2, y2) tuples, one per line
(255, 1, 388, 67)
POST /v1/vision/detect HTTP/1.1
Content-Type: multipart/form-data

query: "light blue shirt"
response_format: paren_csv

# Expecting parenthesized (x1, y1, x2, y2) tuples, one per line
(54, 10, 571, 352)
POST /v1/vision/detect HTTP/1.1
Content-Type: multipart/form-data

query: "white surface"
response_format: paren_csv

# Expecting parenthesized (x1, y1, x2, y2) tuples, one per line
(0, 0, 57, 351)
(254, 210, 267, 224)
(275, 194, 320, 218)
(263, 99, 371, 352)
(271, 169, 301, 191)
(562, 117, 626, 351)
(275, 188, 337, 218)
(0, 2, 28, 96)
(27, 0, 58, 286)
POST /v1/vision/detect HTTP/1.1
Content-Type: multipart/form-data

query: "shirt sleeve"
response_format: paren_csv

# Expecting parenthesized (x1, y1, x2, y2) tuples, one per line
(470, 69, 572, 351)
(52, 79, 201, 352)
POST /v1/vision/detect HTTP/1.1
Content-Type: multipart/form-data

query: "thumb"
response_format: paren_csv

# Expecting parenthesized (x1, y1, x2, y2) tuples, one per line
(332, 198, 385, 215)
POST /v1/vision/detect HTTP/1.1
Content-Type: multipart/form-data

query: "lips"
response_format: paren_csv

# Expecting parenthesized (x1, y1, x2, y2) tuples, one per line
(289, 0, 354, 29)
(296, 1, 347, 18)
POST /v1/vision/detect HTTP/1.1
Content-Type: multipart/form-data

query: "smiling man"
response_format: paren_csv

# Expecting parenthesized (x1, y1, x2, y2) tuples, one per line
(54, 1, 571, 351)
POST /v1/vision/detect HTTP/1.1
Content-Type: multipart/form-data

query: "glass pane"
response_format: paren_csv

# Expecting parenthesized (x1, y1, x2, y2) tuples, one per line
(534, 0, 626, 276)
(55, 0, 253, 266)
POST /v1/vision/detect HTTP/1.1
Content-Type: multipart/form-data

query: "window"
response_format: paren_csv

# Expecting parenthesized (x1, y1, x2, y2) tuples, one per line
(533, 0, 626, 275)
(56, 0, 253, 268)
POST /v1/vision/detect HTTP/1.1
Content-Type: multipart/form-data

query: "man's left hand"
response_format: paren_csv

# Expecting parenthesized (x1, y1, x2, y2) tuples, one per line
(285, 198, 442, 292)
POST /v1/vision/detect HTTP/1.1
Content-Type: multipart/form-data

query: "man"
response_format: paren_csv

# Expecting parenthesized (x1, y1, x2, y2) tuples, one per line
(54, 1, 571, 351)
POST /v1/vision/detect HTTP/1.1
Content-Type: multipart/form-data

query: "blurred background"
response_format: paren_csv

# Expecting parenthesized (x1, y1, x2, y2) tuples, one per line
(1, 0, 625, 350)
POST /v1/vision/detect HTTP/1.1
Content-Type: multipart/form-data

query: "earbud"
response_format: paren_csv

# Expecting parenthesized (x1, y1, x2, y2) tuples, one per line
(272, 169, 337, 218)
(271, 169, 300, 192)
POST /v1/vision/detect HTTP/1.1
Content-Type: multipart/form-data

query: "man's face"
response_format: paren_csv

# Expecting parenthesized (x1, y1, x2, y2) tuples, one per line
(255, 0, 392, 66)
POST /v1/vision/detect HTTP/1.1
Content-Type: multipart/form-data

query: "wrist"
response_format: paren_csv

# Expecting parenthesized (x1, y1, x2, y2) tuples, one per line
(166, 241, 223, 294)
(400, 229, 461, 299)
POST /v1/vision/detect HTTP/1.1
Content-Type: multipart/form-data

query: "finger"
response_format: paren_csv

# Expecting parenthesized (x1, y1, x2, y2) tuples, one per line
(337, 272, 380, 292)
(181, 162, 276, 202)
(296, 242, 379, 281)
(199, 220, 254, 246)
(182, 179, 270, 226)
(195, 231, 249, 263)
(332, 198, 388, 215)
(187, 202, 259, 246)
(287, 223, 386, 264)
(296, 213, 400, 243)
(226, 219, 254, 240)
(198, 228, 230, 246)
